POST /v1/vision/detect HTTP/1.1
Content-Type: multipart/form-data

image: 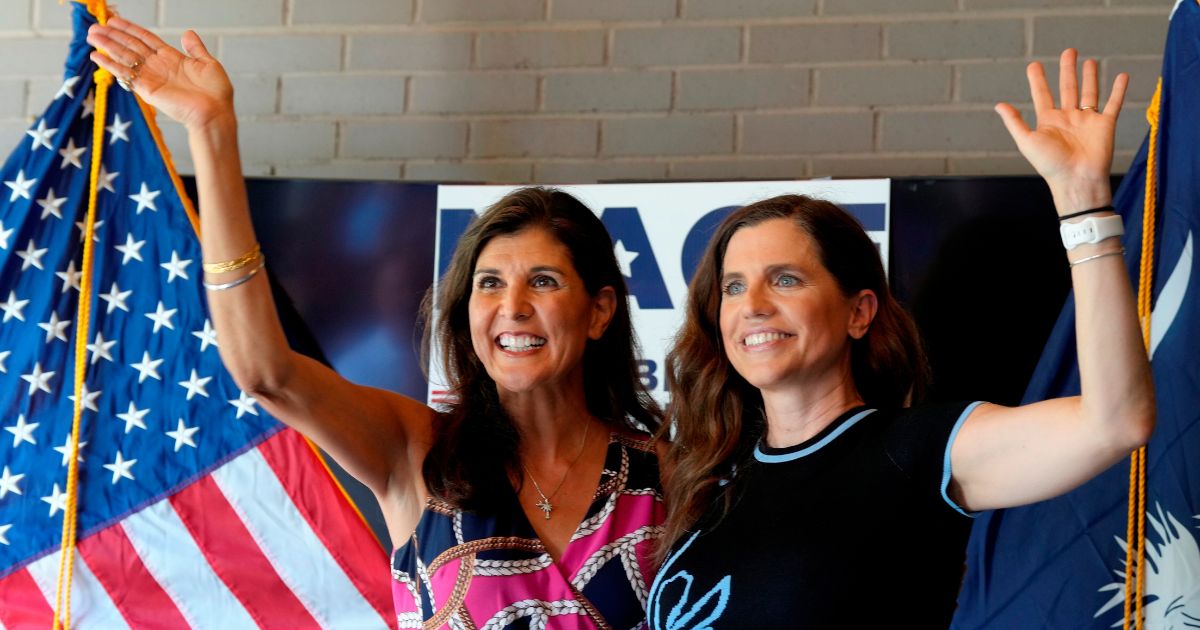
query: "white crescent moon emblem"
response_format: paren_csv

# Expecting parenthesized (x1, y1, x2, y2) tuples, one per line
(1150, 231, 1193, 360)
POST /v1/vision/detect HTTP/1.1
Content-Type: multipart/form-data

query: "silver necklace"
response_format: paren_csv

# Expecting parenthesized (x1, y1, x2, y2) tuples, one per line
(522, 420, 592, 520)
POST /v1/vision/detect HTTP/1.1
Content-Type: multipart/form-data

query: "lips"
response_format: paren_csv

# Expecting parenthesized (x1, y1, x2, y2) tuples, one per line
(497, 333, 547, 352)
(742, 331, 793, 348)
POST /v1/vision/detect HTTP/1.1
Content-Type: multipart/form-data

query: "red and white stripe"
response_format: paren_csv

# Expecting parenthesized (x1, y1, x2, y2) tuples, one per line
(0, 429, 395, 629)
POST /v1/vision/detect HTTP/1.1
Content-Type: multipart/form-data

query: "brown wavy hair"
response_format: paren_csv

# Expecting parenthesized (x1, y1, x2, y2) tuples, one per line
(420, 187, 661, 511)
(656, 194, 929, 558)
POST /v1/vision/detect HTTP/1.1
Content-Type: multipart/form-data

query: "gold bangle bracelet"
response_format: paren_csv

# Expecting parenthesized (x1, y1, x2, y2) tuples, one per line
(203, 244, 262, 274)
(203, 258, 267, 291)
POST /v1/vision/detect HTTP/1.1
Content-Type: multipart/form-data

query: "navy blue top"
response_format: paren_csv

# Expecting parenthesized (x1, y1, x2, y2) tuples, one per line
(648, 402, 982, 629)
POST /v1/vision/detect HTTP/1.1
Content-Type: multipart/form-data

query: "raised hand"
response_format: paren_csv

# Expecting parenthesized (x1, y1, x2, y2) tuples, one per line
(87, 17, 233, 131)
(995, 48, 1129, 214)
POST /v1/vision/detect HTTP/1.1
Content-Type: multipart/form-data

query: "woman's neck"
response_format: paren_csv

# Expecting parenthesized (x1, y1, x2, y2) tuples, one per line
(759, 367, 864, 449)
(502, 383, 596, 463)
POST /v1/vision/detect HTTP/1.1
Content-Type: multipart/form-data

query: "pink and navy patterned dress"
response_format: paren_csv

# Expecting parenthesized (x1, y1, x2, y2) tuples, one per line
(391, 433, 665, 629)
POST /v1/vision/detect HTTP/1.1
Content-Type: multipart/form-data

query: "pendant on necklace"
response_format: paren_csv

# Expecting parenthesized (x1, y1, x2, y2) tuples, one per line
(536, 498, 553, 520)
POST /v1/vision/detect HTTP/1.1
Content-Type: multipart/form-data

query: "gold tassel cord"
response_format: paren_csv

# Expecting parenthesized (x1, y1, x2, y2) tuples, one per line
(1123, 78, 1161, 630)
(53, 3, 111, 628)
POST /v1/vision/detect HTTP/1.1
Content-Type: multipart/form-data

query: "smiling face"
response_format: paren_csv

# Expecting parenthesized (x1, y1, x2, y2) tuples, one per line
(718, 218, 875, 394)
(468, 227, 614, 398)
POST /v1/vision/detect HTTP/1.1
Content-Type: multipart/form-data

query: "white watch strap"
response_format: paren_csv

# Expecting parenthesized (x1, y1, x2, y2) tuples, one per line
(1060, 215, 1124, 250)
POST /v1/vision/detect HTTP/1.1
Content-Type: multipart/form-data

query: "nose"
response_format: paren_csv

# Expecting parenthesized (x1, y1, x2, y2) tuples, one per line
(500, 285, 532, 321)
(741, 281, 773, 320)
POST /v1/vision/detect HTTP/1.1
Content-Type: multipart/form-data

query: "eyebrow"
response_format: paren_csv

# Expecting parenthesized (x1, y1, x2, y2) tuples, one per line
(721, 263, 803, 282)
(473, 265, 566, 276)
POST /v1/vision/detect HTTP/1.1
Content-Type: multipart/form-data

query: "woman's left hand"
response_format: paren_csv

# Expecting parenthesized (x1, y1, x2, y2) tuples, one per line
(995, 48, 1129, 214)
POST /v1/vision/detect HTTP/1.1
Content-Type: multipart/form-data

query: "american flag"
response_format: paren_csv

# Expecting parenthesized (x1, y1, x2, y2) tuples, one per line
(0, 5, 393, 627)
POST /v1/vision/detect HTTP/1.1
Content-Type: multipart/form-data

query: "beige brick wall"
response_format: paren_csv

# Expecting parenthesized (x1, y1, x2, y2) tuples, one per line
(0, 0, 1174, 183)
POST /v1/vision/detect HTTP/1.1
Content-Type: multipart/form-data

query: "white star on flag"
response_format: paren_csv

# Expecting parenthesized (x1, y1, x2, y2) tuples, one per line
(76, 218, 104, 243)
(38, 311, 71, 343)
(67, 383, 102, 412)
(0, 523, 10, 545)
(116, 401, 150, 433)
(0, 350, 9, 373)
(106, 112, 131, 144)
(58, 137, 86, 170)
(99, 281, 132, 313)
(37, 188, 69, 220)
(178, 369, 212, 400)
(160, 251, 192, 283)
(15, 239, 48, 271)
(0, 220, 13, 249)
(4, 415, 38, 448)
(166, 419, 199, 452)
(52, 436, 86, 466)
(129, 182, 161, 214)
(193, 318, 218, 351)
(41, 483, 68, 517)
(56, 260, 82, 293)
(115, 232, 146, 264)
(25, 119, 57, 152)
(145, 301, 177, 333)
(87, 332, 117, 364)
(229, 391, 260, 419)
(0, 466, 24, 498)
(20, 363, 54, 396)
(102, 451, 137, 484)
(1, 291, 30, 322)
(130, 351, 164, 383)
(81, 90, 95, 117)
(98, 164, 119, 192)
(55, 75, 81, 100)
(4, 170, 37, 202)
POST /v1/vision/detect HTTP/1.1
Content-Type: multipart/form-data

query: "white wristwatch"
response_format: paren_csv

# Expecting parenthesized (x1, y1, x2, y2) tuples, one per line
(1060, 215, 1124, 250)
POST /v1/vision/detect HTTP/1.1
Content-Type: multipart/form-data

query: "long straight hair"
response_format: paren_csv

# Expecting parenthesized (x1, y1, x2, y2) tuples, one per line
(656, 194, 929, 559)
(420, 187, 661, 511)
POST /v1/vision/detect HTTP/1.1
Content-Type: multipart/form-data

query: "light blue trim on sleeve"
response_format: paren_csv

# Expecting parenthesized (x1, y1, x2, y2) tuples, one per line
(753, 408, 877, 463)
(940, 401, 986, 518)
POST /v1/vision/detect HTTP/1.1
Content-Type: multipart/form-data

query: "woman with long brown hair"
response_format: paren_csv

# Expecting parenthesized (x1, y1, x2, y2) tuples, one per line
(649, 49, 1155, 628)
(86, 18, 666, 628)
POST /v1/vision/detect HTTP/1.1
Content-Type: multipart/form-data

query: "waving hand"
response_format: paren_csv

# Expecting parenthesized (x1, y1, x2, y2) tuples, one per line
(995, 48, 1129, 214)
(87, 16, 234, 130)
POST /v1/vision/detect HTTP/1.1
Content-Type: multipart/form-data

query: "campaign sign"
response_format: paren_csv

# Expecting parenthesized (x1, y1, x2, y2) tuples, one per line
(430, 180, 890, 406)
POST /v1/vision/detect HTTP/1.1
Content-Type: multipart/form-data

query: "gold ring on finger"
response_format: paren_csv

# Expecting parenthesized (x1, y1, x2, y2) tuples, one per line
(1080, 105, 1098, 112)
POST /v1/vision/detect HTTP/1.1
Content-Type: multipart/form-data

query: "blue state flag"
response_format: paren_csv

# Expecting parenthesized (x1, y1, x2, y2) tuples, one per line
(0, 3, 393, 627)
(953, 2, 1200, 627)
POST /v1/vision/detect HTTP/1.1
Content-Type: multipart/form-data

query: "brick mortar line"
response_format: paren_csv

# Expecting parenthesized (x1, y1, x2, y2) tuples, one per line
(223, 99, 1154, 124)
(14, 6, 1173, 37)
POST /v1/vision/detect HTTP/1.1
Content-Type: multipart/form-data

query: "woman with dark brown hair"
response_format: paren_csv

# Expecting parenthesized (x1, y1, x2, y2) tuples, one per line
(648, 49, 1155, 628)
(87, 18, 666, 628)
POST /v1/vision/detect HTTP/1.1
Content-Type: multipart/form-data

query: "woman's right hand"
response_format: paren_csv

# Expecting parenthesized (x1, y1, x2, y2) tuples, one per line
(87, 17, 234, 131)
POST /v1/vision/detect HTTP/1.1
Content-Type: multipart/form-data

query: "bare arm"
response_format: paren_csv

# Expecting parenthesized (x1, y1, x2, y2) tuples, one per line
(948, 49, 1156, 512)
(86, 19, 433, 512)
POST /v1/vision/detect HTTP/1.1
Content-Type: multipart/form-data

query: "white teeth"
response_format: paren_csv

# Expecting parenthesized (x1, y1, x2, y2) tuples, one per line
(744, 332, 790, 347)
(498, 333, 547, 352)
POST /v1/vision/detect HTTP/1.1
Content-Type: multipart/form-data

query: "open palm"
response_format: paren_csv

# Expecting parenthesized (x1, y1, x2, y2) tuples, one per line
(995, 49, 1129, 213)
(87, 17, 233, 130)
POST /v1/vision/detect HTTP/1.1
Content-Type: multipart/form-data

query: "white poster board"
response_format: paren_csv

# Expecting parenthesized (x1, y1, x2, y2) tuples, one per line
(430, 179, 890, 406)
